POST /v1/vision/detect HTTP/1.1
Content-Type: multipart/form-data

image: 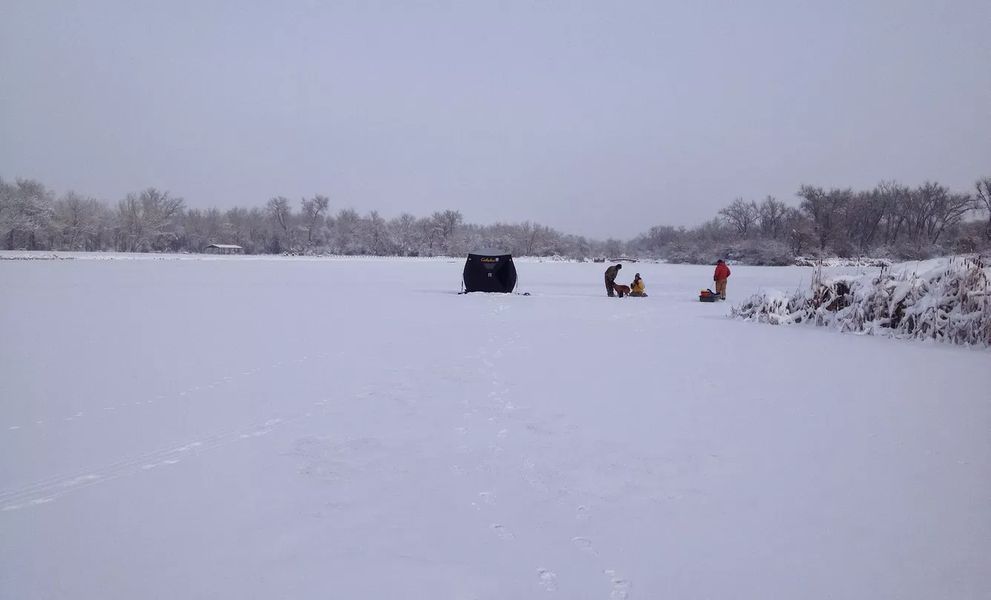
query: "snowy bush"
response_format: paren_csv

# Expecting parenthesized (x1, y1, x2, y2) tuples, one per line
(793, 256, 892, 268)
(662, 239, 795, 266)
(732, 256, 991, 347)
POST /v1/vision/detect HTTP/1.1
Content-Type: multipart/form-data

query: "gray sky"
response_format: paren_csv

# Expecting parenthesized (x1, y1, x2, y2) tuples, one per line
(2, 0, 989, 238)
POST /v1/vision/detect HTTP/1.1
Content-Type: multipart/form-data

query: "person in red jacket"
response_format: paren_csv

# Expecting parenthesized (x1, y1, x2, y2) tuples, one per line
(713, 259, 731, 300)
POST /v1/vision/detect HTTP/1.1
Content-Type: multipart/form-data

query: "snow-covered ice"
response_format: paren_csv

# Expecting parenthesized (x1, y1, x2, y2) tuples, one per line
(1, 256, 989, 599)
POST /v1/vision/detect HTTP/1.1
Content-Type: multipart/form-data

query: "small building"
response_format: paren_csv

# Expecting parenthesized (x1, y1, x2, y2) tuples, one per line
(462, 249, 517, 293)
(205, 244, 243, 255)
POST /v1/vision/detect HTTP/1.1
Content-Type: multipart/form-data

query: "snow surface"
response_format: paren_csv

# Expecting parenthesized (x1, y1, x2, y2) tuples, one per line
(733, 257, 991, 346)
(1, 256, 989, 599)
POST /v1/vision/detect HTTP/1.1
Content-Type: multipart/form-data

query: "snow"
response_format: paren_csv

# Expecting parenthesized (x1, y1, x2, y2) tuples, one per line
(1, 256, 989, 599)
(734, 257, 991, 346)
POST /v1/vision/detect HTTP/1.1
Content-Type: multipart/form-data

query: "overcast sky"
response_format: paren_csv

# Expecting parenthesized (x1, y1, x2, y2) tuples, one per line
(2, 1, 989, 238)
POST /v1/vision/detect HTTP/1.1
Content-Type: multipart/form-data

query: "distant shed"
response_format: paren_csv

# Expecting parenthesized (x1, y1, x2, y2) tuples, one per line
(205, 244, 243, 255)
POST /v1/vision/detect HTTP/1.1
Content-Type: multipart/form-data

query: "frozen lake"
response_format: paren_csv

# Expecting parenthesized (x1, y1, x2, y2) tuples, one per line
(1, 256, 989, 599)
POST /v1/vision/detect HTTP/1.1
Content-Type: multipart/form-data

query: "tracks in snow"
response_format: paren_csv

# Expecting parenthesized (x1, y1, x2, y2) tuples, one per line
(460, 299, 634, 598)
(0, 418, 289, 512)
(2, 353, 328, 436)
(0, 350, 347, 512)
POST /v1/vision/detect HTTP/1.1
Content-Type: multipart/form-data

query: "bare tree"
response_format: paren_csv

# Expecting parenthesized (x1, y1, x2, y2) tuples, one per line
(300, 195, 329, 246)
(909, 182, 973, 245)
(719, 198, 759, 238)
(266, 196, 293, 252)
(843, 188, 887, 253)
(798, 186, 852, 252)
(334, 208, 362, 254)
(517, 221, 551, 256)
(361, 210, 393, 255)
(869, 181, 910, 248)
(428, 210, 463, 255)
(757, 196, 788, 240)
(54, 191, 106, 250)
(603, 238, 624, 258)
(976, 177, 991, 240)
(389, 213, 420, 256)
(115, 188, 184, 252)
(0, 178, 55, 250)
(786, 210, 815, 256)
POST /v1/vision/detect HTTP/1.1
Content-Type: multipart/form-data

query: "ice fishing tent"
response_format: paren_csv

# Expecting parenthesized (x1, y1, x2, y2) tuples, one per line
(463, 249, 517, 293)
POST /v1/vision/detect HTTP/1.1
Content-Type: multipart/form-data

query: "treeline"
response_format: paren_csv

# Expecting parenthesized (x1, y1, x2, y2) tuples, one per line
(630, 179, 991, 264)
(0, 178, 598, 258)
(2, 175, 989, 263)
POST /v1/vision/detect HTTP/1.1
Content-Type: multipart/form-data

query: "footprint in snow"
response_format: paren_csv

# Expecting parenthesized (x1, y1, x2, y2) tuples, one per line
(62, 474, 100, 486)
(537, 568, 558, 592)
(240, 428, 271, 439)
(572, 536, 597, 556)
(491, 524, 514, 540)
(604, 570, 631, 600)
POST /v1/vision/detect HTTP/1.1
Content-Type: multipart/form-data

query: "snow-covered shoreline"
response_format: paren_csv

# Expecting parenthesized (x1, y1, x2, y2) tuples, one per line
(0, 250, 608, 263)
(733, 256, 991, 347)
(0, 249, 933, 267)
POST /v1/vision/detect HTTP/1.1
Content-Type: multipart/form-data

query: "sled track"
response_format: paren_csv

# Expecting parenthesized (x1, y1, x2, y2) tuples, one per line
(0, 416, 290, 512)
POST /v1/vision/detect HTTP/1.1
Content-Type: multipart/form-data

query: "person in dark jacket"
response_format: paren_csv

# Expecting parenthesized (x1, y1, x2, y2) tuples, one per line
(604, 263, 622, 296)
(713, 259, 731, 300)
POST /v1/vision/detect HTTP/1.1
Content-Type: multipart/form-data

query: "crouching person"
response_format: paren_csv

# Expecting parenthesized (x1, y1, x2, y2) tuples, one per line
(629, 273, 647, 297)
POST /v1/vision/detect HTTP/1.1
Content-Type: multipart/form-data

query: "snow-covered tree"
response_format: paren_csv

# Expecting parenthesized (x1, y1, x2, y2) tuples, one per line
(0, 178, 55, 250)
(974, 177, 991, 241)
(115, 188, 184, 252)
(300, 195, 329, 247)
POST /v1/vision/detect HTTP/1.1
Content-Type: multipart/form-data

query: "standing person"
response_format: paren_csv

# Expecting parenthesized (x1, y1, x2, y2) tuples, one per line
(713, 259, 731, 300)
(604, 263, 622, 297)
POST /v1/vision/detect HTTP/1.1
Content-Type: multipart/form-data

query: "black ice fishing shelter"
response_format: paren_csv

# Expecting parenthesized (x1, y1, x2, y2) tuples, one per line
(463, 249, 517, 293)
